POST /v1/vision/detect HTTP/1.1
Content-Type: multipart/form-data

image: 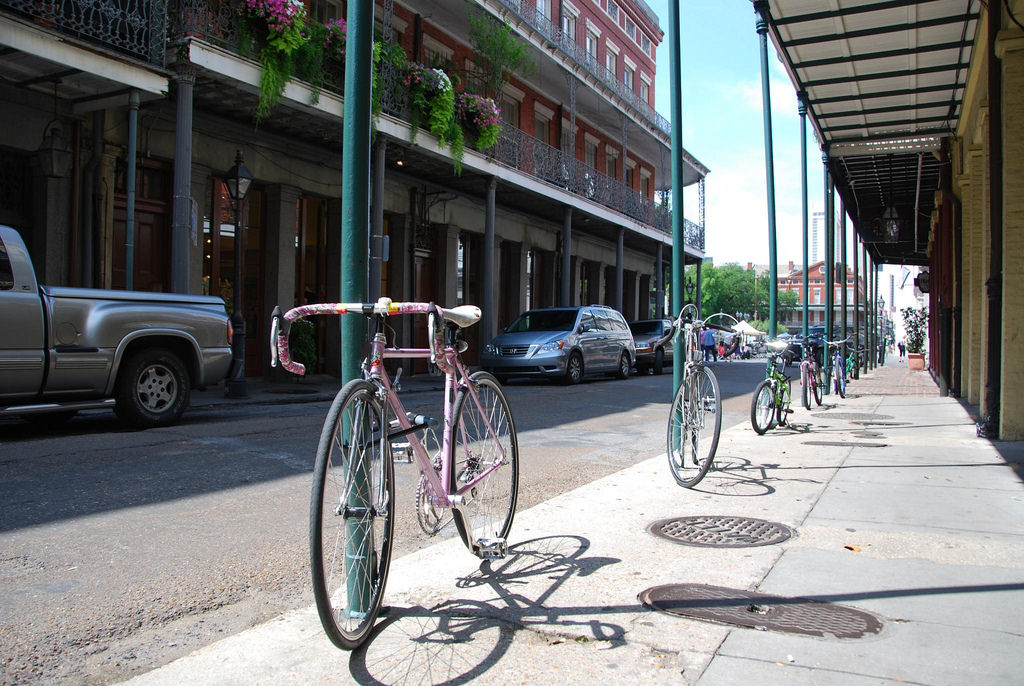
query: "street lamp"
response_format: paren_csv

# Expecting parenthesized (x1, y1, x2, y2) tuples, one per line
(685, 277, 695, 307)
(224, 150, 253, 399)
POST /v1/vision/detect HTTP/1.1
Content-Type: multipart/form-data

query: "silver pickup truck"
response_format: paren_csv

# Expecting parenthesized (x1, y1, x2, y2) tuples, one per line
(0, 225, 234, 428)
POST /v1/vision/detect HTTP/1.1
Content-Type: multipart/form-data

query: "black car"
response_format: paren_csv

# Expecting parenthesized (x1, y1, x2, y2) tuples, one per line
(628, 318, 674, 375)
(786, 326, 829, 365)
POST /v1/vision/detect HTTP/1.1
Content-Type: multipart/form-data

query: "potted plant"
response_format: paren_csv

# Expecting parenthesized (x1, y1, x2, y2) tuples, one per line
(404, 62, 464, 171)
(456, 92, 501, 150)
(901, 305, 928, 370)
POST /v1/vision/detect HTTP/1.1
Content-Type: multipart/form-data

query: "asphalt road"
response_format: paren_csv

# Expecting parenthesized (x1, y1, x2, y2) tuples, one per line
(0, 359, 766, 684)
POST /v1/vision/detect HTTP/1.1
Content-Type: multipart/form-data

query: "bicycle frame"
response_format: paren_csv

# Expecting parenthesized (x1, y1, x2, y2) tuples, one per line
(764, 343, 791, 407)
(271, 298, 506, 512)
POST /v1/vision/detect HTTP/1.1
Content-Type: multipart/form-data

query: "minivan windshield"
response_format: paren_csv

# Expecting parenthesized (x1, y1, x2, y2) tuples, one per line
(629, 321, 661, 335)
(506, 309, 578, 333)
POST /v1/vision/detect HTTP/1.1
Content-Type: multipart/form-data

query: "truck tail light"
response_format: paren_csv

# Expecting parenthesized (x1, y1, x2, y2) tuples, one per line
(226, 319, 234, 345)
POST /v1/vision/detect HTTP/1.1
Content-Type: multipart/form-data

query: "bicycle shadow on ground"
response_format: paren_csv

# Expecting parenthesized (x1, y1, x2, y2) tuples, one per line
(348, 535, 635, 685)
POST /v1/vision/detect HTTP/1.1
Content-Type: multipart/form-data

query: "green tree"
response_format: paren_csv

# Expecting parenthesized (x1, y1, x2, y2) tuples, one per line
(468, 10, 536, 98)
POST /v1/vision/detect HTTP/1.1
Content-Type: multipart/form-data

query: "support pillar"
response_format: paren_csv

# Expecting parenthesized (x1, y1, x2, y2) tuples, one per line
(369, 139, 386, 303)
(125, 90, 139, 289)
(615, 228, 624, 313)
(561, 206, 572, 306)
(655, 243, 664, 318)
(171, 66, 195, 294)
(340, 0, 372, 384)
(482, 176, 496, 343)
(997, 28, 1024, 438)
(756, 2, 779, 335)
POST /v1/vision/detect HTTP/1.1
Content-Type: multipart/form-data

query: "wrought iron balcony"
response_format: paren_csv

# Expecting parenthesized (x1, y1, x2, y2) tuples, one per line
(168, 0, 702, 249)
(493, 0, 671, 137)
(3, 0, 168, 66)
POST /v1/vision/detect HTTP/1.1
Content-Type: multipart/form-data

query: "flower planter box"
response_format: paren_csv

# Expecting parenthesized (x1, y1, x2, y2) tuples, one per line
(907, 352, 925, 371)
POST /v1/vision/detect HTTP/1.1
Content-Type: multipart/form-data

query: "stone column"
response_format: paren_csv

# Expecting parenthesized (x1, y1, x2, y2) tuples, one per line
(561, 206, 572, 306)
(171, 65, 196, 294)
(967, 145, 985, 406)
(997, 28, 1024, 438)
(615, 228, 624, 312)
(955, 166, 973, 400)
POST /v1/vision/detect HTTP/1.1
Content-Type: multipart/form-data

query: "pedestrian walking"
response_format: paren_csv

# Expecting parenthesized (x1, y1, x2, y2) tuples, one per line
(898, 338, 906, 360)
(702, 326, 715, 362)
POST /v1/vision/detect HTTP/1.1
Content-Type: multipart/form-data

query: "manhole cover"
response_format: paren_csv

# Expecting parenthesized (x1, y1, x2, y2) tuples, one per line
(817, 412, 893, 421)
(639, 583, 883, 639)
(803, 441, 888, 448)
(648, 516, 792, 548)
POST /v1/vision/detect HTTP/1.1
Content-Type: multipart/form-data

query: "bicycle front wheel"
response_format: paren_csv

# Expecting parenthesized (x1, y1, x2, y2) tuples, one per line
(310, 380, 395, 650)
(750, 379, 775, 435)
(451, 372, 519, 558)
(800, 364, 811, 410)
(667, 365, 722, 488)
(813, 366, 823, 406)
(834, 360, 846, 398)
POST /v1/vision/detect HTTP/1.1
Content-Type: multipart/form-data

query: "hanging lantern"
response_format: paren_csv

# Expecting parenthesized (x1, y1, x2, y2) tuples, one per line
(38, 121, 71, 178)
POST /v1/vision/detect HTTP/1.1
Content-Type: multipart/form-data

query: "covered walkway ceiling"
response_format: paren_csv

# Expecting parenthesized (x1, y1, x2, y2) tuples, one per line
(760, 0, 980, 266)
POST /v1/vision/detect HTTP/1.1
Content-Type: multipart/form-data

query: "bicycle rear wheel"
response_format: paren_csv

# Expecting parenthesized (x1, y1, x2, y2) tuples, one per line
(667, 365, 722, 488)
(310, 380, 394, 650)
(812, 366, 823, 406)
(775, 378, 792, 426)
(750, 379, 775, 435)
(834, 359, 846, 398)
(451, 372, 519, 558)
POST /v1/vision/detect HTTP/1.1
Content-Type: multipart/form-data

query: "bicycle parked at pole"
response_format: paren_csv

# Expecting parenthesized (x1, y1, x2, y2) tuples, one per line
(270, 297, 519, 650)
(824, 337, 850, 398)
(750, 339, 795, 435)
(799, 337, 824, 410)
(665, 304, 723, 488)
(846, 344, 863, 381)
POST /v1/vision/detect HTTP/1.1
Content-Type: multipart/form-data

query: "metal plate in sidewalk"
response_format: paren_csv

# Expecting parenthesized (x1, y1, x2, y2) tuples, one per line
(648, 516, 792, 548)
(803, 441, 889, 448)
(639, 583, 883, 639)
(817, 412, 893, 421)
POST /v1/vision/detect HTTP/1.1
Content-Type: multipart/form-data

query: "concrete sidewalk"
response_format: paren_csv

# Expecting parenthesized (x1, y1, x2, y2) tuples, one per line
(126, 362, 1024, 685)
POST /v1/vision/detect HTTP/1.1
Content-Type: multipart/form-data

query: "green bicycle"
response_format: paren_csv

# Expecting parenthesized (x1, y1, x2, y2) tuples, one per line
(750, 339, 794, 435)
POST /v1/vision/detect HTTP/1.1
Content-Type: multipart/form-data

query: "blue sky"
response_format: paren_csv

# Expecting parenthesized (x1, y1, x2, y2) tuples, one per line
(646, 0, 843, 268)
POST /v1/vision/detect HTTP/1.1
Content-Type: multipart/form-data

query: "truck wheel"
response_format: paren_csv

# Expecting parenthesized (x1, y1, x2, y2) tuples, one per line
(115, 348, 190, 428)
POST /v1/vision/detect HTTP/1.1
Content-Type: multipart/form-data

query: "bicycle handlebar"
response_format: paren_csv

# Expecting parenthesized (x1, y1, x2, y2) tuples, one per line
(270, 297, 481, 376)
(824, 337, 850, 348)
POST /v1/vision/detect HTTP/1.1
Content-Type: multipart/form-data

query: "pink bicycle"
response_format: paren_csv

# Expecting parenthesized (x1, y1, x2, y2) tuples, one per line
(271, 298, 519, 650)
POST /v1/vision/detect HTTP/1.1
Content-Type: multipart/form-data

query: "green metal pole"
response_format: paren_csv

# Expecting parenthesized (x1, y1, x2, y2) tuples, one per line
(669, 0, 684, 393)
(823, 152, 834, 393)
(342, 1, 372, 382)
(799, 94, 808, 342)
(840, 201, 848, 358)
(341, 0, 373, 616)
(755, 3, 778, 336)
(852, 233, 859, 378)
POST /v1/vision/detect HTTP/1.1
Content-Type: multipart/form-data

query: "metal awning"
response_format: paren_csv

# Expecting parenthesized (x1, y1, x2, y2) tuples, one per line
(761, 0, 980, 265)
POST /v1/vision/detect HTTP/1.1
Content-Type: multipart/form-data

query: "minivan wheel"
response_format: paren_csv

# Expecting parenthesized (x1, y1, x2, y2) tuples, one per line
(562, 352, 583, 385)
(614, 352, 630, 379)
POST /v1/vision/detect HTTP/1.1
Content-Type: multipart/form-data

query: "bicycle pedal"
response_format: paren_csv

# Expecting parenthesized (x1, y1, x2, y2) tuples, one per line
(475, 537, 508, 559)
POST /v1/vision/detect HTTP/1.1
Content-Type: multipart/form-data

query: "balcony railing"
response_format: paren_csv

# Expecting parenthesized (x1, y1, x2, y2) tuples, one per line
(168, 0, 701, 248)
(493, 0, 671, 137)
(491, 123, 676, 234)
(4, 0, 168, 66)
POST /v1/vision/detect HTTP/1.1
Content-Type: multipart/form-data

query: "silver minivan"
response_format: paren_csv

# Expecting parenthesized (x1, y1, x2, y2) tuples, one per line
(481, 306, 635, 384)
